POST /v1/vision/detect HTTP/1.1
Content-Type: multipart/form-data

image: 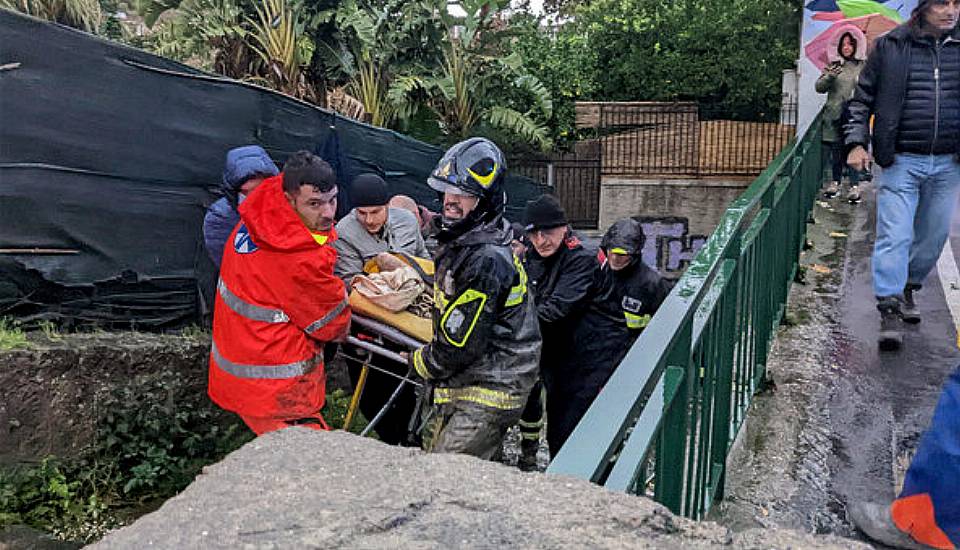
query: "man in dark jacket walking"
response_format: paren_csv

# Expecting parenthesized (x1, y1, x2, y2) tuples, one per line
(203, 145, 279, 267)
(845, 0, 960, 351)
(522, 194, 597, 457)
(410, 138, 541, 459)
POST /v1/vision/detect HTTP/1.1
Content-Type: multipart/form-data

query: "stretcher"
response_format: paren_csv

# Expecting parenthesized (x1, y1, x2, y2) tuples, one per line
(338, 255, 435, 440)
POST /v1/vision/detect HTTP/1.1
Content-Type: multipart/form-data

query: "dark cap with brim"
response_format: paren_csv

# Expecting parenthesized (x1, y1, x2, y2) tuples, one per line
(523, 194, 568, 231)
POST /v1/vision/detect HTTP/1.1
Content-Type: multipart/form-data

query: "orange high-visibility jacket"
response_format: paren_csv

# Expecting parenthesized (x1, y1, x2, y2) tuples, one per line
(208, 174, 350, 421)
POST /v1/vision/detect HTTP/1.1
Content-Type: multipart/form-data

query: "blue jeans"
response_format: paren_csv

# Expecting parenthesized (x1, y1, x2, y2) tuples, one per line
(873, 153, 960, 298)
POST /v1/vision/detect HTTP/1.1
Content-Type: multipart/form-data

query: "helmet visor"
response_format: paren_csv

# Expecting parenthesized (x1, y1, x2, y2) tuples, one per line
(428, 176, 478, 197)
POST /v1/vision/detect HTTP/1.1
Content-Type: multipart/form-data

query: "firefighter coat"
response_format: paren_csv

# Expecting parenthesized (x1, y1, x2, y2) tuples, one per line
(546, 255, 673, 453)
(411, 218, 541, 412)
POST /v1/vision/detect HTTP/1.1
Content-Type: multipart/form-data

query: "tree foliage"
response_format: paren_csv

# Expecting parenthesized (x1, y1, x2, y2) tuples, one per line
(2, 0, 802, 150)
(571, 0, 801, 120)
(509, 14, 600, 147)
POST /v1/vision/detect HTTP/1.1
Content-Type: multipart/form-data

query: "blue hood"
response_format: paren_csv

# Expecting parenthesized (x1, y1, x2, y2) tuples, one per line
(222, 145, 278, 208)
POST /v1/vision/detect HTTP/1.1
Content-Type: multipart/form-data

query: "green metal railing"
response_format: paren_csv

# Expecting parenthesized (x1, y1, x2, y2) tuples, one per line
(547, 111, 825, 519)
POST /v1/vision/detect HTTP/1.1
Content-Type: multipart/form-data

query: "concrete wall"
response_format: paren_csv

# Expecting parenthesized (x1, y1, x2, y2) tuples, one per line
(598, 177, 750, 275)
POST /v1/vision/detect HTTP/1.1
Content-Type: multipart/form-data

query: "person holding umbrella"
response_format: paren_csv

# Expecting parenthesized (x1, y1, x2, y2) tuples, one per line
(816, 26, 867, 203)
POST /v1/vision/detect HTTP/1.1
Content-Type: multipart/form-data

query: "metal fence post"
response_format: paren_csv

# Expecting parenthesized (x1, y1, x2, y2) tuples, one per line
(654, 320, 693, 515)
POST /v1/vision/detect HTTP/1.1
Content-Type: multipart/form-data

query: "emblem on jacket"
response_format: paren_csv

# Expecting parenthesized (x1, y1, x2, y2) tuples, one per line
(442, 272, 456, 296)
(234, 224, 259, 254)
(445, 309, 465, 334)
(622, 296, 643, 313)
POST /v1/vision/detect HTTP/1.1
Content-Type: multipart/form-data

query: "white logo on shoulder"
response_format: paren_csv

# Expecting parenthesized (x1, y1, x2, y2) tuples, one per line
(622, 296, 642, 313)
(234, 224, 259, 254)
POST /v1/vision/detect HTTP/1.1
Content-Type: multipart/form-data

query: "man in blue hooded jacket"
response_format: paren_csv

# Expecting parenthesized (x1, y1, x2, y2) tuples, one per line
(203, 145, 279, 267)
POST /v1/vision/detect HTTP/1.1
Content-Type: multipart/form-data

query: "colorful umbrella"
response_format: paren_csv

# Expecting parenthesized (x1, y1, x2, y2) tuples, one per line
(804, 13, 899, 69)
(836, 0, 903, 22)
(806, 0, 893, 13)
(807, 0, 843, 11)
(813, 11, 848, 21)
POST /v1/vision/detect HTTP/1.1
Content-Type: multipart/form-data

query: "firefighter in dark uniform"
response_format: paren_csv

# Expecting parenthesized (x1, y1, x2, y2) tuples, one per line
(552, 218, 673, 453)
(522, 194, 598, 458)
(409, 138, 541, 459)
(595, 218, 672, 333)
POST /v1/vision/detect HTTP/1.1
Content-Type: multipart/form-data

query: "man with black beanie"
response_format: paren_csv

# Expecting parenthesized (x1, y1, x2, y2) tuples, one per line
(334, 173, 428, 283)
(333, 173, 429, 446)
(522, 194, 598, 459)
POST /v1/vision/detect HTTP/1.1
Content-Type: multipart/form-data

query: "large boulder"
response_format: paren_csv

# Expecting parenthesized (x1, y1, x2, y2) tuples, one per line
(93, 428, 866, 549)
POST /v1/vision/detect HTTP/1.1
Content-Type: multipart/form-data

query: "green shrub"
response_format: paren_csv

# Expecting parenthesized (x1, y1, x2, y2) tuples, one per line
(0, 370, 253, 543)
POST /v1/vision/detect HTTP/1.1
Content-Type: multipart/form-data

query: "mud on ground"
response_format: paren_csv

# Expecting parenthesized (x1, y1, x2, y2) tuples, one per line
(0, 331, 213, 464)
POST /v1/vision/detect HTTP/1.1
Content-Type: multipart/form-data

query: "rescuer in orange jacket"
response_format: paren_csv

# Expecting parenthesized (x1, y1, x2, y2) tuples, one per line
(208, 151, 351, 435)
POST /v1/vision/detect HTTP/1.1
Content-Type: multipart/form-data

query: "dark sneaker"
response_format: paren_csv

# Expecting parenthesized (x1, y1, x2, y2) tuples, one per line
(848, 502, 928, 550)
(823, 180, 840, 198)
(878, 297, 904, 351)
(902, 284, 921, 324)
(846, 185, 861, 204)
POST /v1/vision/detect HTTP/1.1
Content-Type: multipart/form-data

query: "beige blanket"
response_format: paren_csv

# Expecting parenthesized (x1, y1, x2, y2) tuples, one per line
(350, 253, 426, 312)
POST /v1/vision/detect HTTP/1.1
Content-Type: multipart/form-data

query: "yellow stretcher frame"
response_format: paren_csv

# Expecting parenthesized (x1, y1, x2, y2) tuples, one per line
(342, 254, 434, 432)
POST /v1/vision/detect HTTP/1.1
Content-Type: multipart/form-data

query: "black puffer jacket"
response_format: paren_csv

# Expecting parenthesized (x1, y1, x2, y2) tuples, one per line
(846, 24, 960, 167)
(411, 218, 541, 411)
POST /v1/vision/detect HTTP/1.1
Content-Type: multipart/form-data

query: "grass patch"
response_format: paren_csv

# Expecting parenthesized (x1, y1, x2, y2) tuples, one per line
(37, 320, 63, 342)
(0, 318, 29, 350)
(323, 388, 372, 435)
(178, 324, 210, 340)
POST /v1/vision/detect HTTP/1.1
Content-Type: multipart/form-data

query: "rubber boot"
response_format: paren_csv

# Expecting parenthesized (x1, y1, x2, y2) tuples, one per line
(848, 502, 928, 550)
(902, 284, 922, 324)
(518, 436, 540, 472)
(878, 296, 904, 352)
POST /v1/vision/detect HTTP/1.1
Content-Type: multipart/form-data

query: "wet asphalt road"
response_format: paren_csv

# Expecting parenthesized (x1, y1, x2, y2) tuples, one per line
(718, 179, 960, 541)
(828, 182, 960, 518)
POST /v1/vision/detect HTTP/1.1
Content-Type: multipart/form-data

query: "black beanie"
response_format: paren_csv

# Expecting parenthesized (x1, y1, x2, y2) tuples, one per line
(351, 174, 389, 208)
(524, 194, 568, 231)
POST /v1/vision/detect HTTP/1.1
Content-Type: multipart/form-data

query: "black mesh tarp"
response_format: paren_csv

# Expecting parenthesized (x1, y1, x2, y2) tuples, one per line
(0, 10, 546, 328)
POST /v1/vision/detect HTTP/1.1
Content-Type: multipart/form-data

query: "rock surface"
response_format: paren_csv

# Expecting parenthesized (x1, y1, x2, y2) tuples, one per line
(93, 428, 866, 549)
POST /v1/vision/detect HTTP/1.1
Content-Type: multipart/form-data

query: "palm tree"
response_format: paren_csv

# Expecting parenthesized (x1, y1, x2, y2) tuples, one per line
(246, 0, 318, 102)
(390, 0, 555, 150)
(1, 0, 101, 31)
(316, 0, 447, 127)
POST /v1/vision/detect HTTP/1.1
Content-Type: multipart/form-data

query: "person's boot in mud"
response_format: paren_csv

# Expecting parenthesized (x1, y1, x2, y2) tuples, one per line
(517, 430, 541, 472)
(878, 296, 904, 351)
(902, 283, 922, 324)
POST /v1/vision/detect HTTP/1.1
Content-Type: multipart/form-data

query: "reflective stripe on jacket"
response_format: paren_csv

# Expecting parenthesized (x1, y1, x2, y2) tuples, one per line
(411, 218, 541, 410)
(208, 175, 351, 421)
